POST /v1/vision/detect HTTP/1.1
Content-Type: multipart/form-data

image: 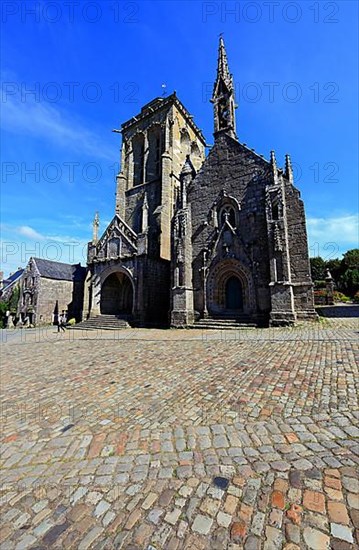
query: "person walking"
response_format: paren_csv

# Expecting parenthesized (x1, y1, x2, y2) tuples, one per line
(58, 311, 66, 332)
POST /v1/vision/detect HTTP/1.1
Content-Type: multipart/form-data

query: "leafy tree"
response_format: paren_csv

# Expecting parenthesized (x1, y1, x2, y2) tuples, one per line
(338, 249, 359, 297)
(0, 301, 8, 328)
(340, 269, 359, 296)
(310, 257, 326, 282)
(341, 249, 359, 270)
(8, 285, 20, 313)
(325, 258, 342, 282)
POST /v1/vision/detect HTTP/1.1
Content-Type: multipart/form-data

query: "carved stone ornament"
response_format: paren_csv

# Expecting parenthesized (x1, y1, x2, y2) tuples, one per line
(177, 242, 184, 263)
(273, 223, 283, 252)
(179, 211, 187, 237)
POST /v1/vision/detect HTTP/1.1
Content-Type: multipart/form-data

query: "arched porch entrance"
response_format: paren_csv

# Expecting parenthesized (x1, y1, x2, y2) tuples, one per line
(225, 276, 243, 310)
(206, 259, 255, 317)
(100, 272, 133, 315)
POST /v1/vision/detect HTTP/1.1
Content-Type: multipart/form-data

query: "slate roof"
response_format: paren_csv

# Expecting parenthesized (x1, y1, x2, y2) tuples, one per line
(1, 269, 24, 291)
(33, 258, 86, 282)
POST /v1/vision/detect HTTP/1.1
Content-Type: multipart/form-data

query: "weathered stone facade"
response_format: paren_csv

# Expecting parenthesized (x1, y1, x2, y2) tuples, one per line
(18, 258, 86, 325)
(84, 38, 316, 327)
(84, 93, 205, 326)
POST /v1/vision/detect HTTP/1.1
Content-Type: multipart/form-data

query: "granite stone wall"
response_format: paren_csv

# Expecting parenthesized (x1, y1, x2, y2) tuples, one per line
(36, 278, 74, 323)
(188, 133, 272, 321)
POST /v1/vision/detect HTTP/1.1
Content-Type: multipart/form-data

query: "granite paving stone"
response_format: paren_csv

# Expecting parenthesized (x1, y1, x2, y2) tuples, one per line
(0, 319, 358, 548)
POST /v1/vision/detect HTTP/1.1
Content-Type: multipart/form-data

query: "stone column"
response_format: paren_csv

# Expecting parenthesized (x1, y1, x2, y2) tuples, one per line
(159, 150, 172, 260)
(266, 171, 296, 326)
(115, 173, 127, 218)
(137, 193, 149, 255)
(89, 271, 101, 317)
(142, 131, 148, 184)
(325, 269, 335, 305)
(170, 157, 195, 327)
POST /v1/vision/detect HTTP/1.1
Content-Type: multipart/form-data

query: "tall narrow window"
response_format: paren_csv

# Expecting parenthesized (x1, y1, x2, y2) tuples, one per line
(191, 141, 201, 158)
(132, 134, 145, 186)
(146, 126, 162, 181)
(180, 128, 190, 155)
(272, 202, 279, 220)
(155, 134, 161, 175)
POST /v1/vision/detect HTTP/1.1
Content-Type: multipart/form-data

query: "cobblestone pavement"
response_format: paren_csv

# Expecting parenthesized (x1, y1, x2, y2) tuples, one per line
(1, 315, 358, 549)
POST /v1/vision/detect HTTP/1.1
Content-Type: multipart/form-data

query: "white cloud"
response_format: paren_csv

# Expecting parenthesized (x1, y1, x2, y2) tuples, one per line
(18, 225, 45, 240)
(307, 214, 359, 258)
(1, 89, 115, 162)
(0, 224, 89, 277)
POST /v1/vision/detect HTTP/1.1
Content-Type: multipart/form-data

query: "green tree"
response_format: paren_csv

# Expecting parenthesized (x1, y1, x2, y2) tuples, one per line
(0, 301, 8, 328)
(8, 285, 20, 313)
(338, 249, 359, 297)
(325, 258, 342, 283)
(340, 269, 359, 296)
(341, 249, 359, 270)
(310, 257, 326, 282)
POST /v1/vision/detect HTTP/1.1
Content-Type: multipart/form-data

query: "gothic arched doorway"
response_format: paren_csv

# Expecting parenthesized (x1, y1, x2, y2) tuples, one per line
(225, 276, 243, 310)
(100, 272, 133, 315)
(206, 258, 255, 317)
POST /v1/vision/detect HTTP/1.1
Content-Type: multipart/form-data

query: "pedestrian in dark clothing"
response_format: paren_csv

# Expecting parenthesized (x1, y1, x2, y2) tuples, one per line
(58, 311, 66, 332)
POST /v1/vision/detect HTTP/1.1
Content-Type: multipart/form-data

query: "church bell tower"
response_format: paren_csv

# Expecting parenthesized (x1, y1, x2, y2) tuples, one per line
(211, 36, 237, 140)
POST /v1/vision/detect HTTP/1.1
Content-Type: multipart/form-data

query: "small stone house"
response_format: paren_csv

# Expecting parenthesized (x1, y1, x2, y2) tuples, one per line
(18, 257, 86, 325)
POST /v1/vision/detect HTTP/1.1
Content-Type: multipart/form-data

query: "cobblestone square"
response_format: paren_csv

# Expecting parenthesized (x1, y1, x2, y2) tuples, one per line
(1, 314, 358, 549)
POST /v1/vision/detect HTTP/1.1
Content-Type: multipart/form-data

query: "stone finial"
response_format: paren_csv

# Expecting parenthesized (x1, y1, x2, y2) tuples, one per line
(270, 151, 279, 185)
(181, 155, 194, 176)
(285, 154, 294, 184)
(92, 212, 99, 244)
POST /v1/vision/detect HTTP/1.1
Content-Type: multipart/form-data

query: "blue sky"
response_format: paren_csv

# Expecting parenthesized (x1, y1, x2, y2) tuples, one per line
(1, 0, 358, 276)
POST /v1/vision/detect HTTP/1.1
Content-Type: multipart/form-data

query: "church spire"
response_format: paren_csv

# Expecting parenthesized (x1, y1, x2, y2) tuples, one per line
(217, 36, 231, 86)
(211, 36, 237, 140)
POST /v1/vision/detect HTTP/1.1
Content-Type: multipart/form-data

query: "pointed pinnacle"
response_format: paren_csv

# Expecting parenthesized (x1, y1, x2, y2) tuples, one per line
(217, 36, 231, 85)
(285, 153, 292, 170)
(270, 150, 277, 168)
(181, 154, 193, 175)
(270, 151, 279, 185)
(285, 154, 293, 183)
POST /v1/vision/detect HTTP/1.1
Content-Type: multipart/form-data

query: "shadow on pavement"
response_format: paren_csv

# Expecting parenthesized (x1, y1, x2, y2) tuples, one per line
(316, 304, 359, 318)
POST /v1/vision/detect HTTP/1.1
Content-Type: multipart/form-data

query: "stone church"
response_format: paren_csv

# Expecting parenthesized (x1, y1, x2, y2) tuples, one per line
(83, 38, 316, 328)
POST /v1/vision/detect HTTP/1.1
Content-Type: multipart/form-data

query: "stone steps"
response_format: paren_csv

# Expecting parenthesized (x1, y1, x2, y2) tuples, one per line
(191, 317, 257, 330)
(70, 315, 131, 330)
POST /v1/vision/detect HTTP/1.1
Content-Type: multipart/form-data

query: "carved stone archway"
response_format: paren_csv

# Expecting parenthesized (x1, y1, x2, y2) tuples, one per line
(207, 258, 255, 316)
(100, 271, 134, 315)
